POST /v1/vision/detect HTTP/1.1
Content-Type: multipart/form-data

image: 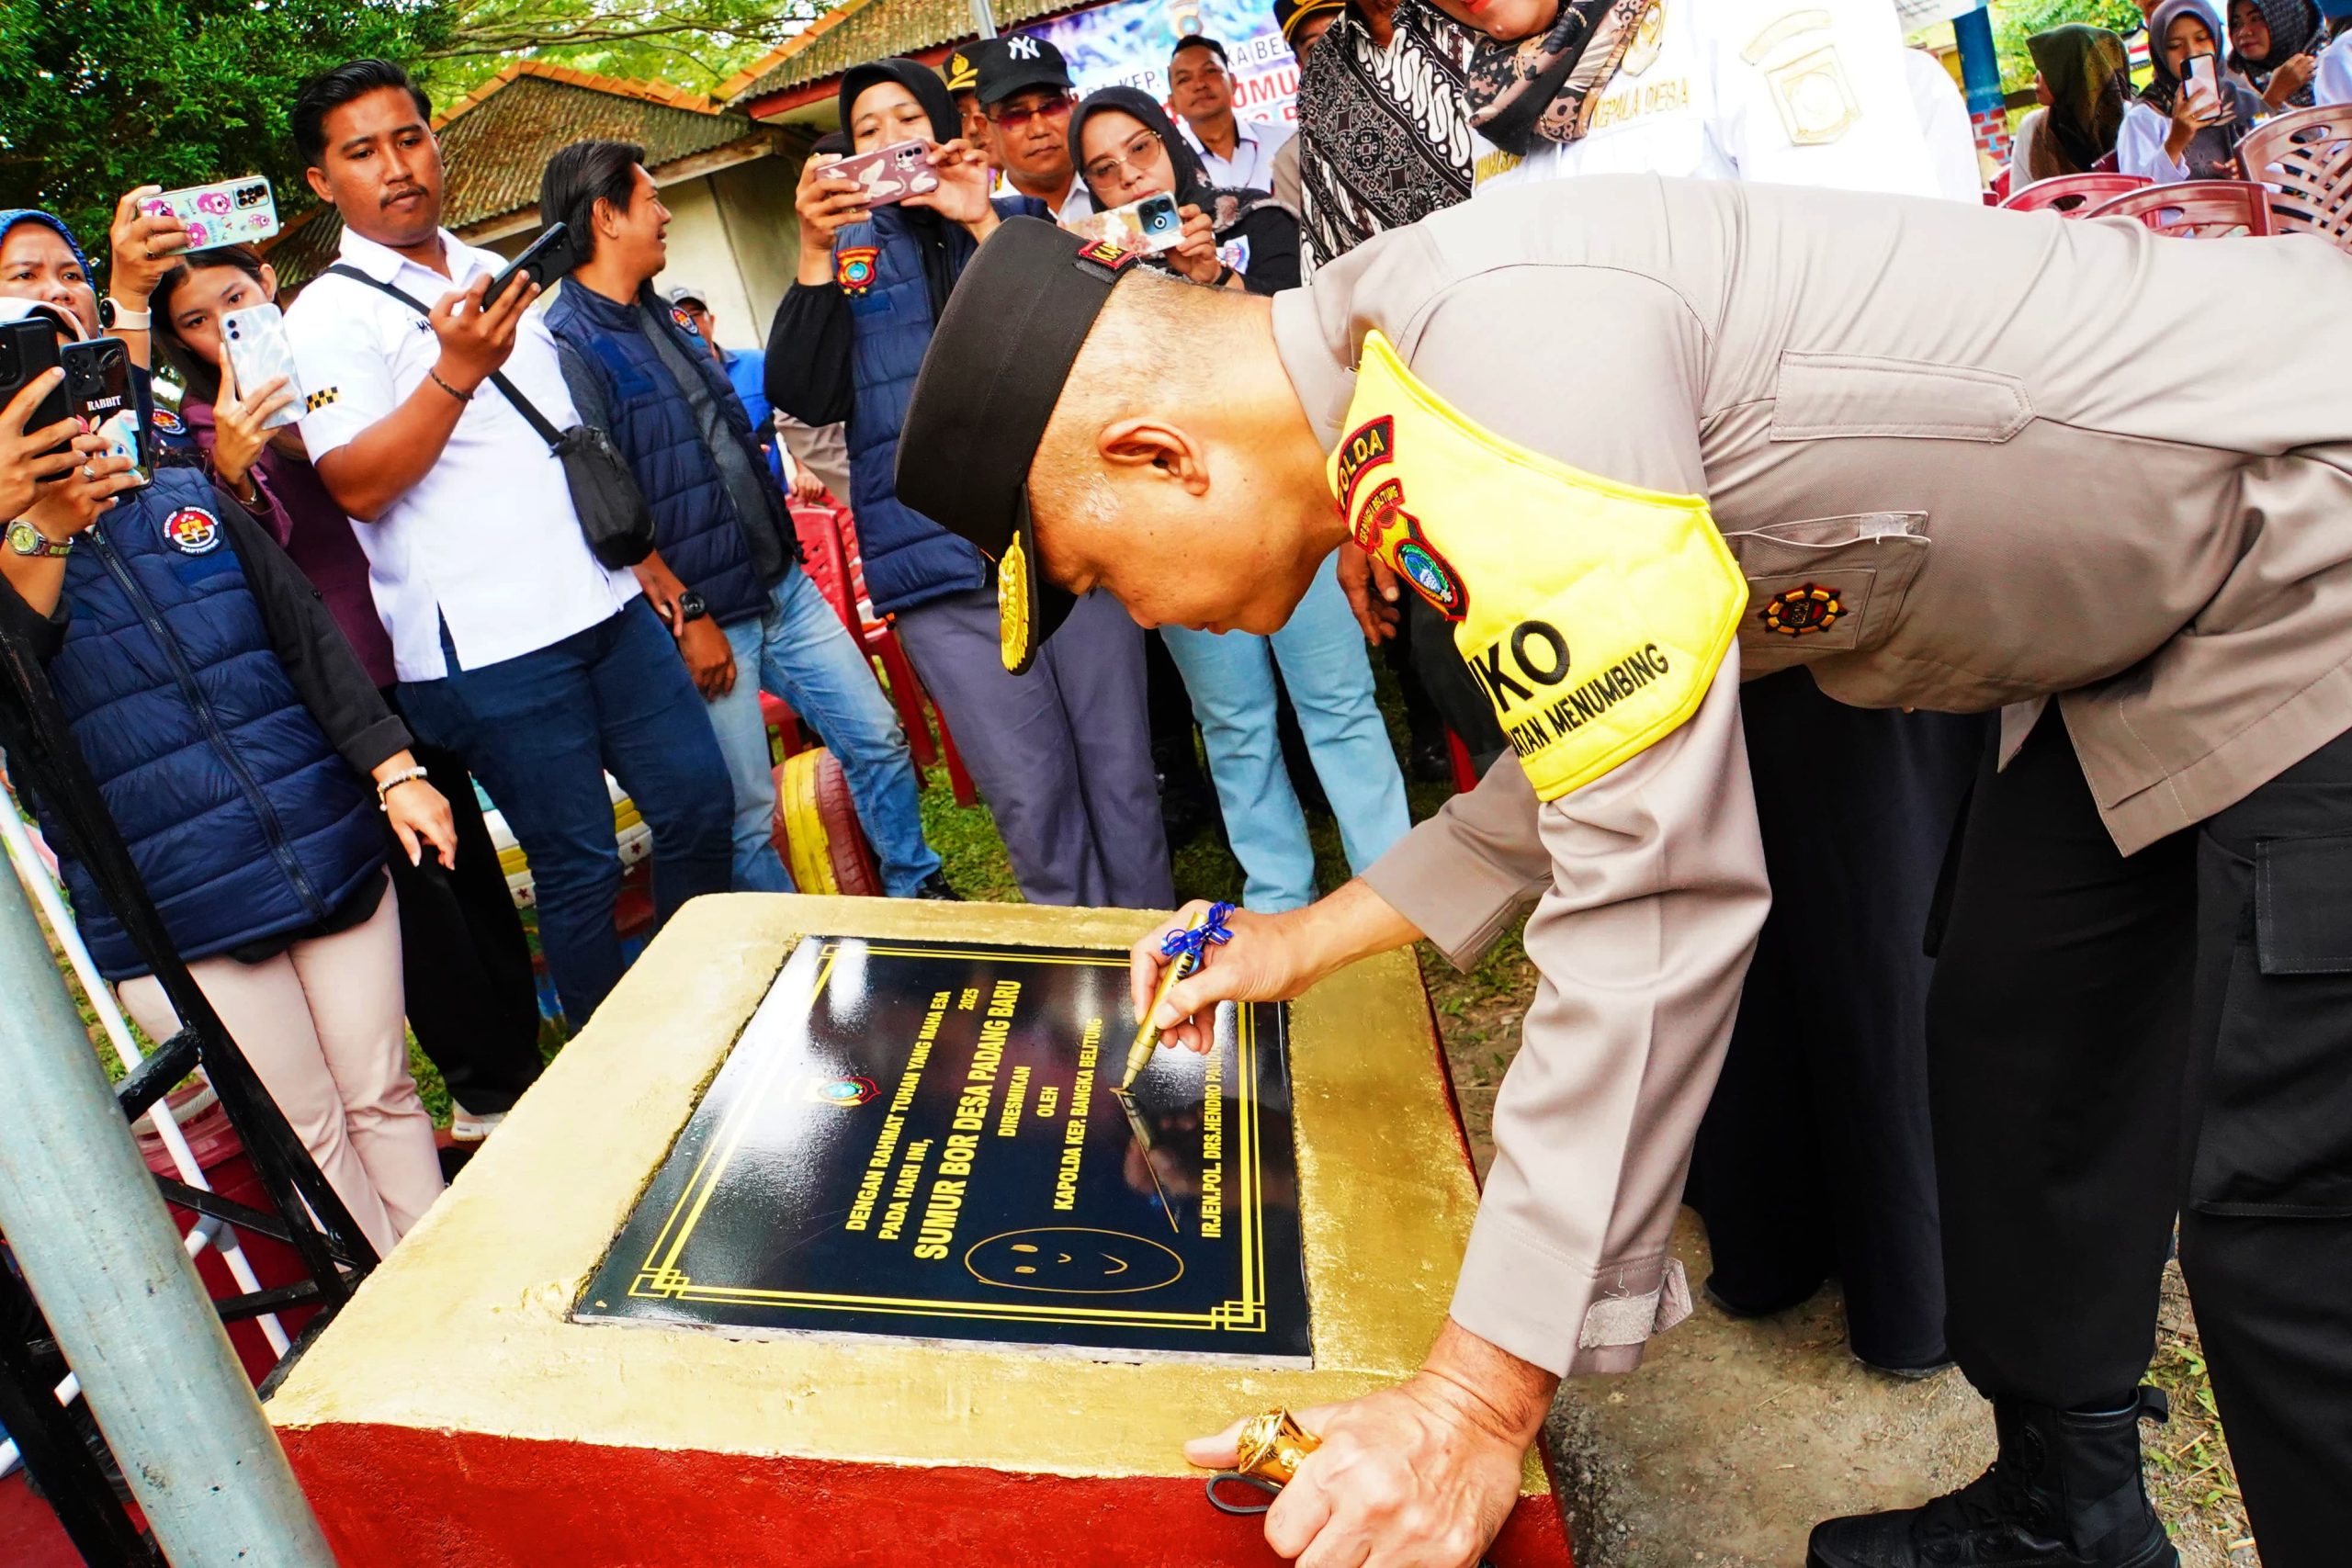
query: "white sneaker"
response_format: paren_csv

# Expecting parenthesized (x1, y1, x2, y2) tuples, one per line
(449, 1103, 506, 1142)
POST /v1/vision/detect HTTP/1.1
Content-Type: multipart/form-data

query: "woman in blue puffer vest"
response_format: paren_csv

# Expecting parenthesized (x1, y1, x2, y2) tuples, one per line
(0, 206, 454, 1257)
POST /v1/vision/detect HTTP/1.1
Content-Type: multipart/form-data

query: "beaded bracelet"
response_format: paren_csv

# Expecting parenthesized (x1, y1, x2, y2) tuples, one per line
(375, 765, 430, 810)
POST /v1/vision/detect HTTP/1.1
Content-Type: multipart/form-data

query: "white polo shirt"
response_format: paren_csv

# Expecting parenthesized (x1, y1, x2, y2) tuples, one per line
(287, 226, 639, 682)
(1182, 118, 1296, 192)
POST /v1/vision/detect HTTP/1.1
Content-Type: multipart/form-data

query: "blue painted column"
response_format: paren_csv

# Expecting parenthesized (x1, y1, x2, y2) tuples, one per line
(1952, 2, 2011, 163)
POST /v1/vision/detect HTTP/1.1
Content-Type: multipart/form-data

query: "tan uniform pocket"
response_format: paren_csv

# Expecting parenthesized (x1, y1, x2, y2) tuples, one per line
(1724, 512, 1929, 671)
(1769, 353, 2032, 443)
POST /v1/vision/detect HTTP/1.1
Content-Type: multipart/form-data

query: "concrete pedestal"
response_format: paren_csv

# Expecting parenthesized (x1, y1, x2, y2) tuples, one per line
(267, 897, 1574, 1565)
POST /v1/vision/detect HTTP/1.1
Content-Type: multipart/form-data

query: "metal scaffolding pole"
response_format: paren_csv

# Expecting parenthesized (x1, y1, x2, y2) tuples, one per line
(0, 855, 334, 1566)
(969, 0, 998, 39)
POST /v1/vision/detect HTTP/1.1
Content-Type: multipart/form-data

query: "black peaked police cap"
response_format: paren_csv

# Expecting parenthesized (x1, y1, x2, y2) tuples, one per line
(898, 216, 1145, 675)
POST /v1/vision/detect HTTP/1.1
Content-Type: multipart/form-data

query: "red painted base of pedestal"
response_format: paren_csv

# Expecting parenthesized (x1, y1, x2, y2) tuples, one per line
(283, 1423, 1576, 1567)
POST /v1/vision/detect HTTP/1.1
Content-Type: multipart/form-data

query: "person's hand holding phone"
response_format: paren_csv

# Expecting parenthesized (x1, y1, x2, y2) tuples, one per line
(108, 186, 190, 306)
(1168, 204, 1227, 288)
(796, 155, 871, 281)
(20, 439, 139, 539)
(0, 370, 88, 521)
(908, 140, 998, 239)
(429, 273, 538, 396)
(2263, 52, 2317, 108)
(1336, 544, 1403, 644)
(209, 356, 296, 503)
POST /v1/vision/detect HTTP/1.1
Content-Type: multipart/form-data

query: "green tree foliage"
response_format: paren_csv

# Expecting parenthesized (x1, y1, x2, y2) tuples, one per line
(1990, 0, 2147, 95)
(424, 0, 826, 96)
(0, 0, 458, 271)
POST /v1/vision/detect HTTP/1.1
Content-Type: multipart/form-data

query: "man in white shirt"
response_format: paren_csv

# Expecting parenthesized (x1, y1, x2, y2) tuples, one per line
(1170, 36, 1298, 190)
(285, 58, 734, 1028)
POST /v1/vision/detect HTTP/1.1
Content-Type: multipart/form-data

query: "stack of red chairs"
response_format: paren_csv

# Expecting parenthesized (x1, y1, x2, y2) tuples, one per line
(789, 500, 978, 807)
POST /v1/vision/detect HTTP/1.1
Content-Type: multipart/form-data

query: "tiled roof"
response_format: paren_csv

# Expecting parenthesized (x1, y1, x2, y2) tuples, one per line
(265, 62, 776, 288)
(722, 0, 1098, 110)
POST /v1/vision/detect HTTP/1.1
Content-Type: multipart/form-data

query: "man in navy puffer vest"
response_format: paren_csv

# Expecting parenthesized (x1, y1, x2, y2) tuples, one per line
(765, 56, 1170, 909)
(542, 140, 949, 899)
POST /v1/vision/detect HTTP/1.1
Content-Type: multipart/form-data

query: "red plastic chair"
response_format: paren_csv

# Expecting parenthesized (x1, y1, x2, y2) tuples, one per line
(2237, 103, 2352, 251)
(789, 502, 979, 807)
(2000, 172, 2150, 217)
(2084, 179, 2274, 237)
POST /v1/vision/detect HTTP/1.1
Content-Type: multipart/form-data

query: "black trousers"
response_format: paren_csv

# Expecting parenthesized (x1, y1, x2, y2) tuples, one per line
(385, 728, 545, 1115)
(1687, 673, 1984, 1371)
(1930, 709, 2352, 1562)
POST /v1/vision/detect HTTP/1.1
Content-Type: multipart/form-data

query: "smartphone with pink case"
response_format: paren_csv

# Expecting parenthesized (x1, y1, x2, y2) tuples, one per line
(140, 175, 281, 253)
(825, 141, 942, 209)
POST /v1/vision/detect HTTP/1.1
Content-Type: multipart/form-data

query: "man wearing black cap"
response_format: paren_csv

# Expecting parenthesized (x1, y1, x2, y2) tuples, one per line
(942, 39, 1004, 157)
(899, 188, 2352, 1568)
(974, 35, 1092, 220)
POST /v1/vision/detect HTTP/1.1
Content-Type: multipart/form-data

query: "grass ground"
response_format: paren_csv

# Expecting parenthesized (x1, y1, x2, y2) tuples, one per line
(40, 674, 2248, 1559)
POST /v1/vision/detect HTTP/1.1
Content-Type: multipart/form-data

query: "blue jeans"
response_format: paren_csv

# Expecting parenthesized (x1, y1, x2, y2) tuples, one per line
(1159, 558, 1411, 910)
(707, 570, 940, 896)
(399, 599, 733, 1026)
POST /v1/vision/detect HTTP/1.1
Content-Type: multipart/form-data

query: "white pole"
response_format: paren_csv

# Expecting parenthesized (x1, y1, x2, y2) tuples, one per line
(0, 797, 288, 1354)
(0, 840, 335, 1564)
(970, 0, 999, 39)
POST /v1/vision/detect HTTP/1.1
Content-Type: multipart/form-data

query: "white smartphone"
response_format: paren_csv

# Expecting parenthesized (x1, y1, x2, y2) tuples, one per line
(220, 303, 303, 430)
(2184, 53, 2223, 119)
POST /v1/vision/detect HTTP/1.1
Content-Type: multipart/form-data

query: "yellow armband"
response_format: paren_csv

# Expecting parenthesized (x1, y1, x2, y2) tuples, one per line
(1328, 332, 1746, 801)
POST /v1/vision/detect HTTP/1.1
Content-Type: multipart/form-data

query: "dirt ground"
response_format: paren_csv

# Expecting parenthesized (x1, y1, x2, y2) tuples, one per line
(1419, 935, 2257, 1567)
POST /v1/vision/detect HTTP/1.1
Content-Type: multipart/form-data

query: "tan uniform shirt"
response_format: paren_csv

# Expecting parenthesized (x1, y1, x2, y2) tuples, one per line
(1272, 174, 2352, 1377)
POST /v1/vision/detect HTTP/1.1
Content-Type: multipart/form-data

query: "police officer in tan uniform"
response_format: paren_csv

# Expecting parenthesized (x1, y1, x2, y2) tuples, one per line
(895, 183, 2352, 1568)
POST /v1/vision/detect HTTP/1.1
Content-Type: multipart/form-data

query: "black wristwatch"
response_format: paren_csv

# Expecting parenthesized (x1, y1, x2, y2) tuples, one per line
(677, 589, 710, 625)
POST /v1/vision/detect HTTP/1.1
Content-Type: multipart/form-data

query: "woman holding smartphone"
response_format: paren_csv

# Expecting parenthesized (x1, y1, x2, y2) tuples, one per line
(0, 209, 450, 1257)
(2121, 0, 2271, 180)
(151, 245, 548, 1144)
(1068, 87, 1303, 293)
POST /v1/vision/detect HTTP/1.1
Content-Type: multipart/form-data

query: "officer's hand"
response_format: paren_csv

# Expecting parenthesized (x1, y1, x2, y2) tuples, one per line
(1338, 544, 1401, 643)
(1185, 1377, 1525, 1567)
(1126, 900, 1313, 1055)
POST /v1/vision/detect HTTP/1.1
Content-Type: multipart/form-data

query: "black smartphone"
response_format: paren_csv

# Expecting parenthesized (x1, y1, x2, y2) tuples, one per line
(61, 337, 151, 488)
(481, 222, 584, 311)
(0, 317, 71, 458)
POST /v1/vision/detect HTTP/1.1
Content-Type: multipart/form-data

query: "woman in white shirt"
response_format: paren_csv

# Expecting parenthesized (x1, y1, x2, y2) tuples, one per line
(2120, 0, 2270, 179)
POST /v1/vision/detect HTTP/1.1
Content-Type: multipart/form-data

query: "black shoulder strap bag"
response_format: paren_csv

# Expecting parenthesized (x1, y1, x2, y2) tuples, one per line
(323, 264, 655, 569)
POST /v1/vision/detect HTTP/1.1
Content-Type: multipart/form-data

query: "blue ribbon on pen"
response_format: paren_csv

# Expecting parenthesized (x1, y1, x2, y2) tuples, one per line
(1160, 902, 1237, 971)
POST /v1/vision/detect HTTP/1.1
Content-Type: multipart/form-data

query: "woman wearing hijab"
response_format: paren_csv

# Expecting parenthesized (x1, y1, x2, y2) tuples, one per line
(2121, 0, 2271, 179)
(2231, 0, 2328, 107)
(2011, 25, 2133, 186)
(1063, 86, 1408, 916)
(1068, 86, 1303, 293)
(0, 209, 451, 1257)
(764, 61, 1172, 912)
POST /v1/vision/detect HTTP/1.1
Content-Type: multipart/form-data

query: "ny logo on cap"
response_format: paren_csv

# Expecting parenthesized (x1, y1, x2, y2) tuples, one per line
(1007, 35, 1041, 58)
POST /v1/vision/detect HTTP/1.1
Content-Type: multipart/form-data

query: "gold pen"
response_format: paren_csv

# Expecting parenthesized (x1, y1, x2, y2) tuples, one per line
(1120, 906, 1213, 1092)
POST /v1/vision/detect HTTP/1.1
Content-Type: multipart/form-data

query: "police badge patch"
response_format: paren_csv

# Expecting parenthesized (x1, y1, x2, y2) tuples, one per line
(836, 246, 881, 296)
(163, 506, 221, 556)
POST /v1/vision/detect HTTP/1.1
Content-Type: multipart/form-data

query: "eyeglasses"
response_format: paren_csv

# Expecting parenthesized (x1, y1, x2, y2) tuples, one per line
(1083, 130, 1164, 186)
(986, 92, 1075, 130)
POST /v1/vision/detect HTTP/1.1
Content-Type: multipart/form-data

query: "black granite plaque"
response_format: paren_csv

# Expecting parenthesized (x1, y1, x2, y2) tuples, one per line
(575, 936, 1309, 1363)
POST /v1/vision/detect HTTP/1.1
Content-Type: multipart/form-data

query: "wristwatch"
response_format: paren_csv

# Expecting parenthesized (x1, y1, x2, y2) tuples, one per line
(677, 589, 710, 625)
(97, 297, 151, 332)
(6, 520, 73, 558)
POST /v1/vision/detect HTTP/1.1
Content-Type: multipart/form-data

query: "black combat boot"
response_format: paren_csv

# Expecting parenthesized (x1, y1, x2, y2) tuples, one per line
(1807, 1389, 2177, 1568)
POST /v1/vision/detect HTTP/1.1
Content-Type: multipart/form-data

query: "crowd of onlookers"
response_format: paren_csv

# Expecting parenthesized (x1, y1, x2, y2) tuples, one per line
(0, 0, 2345, 1289)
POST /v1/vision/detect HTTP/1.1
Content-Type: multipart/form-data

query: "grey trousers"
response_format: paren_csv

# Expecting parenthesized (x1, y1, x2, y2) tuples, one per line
(894, 585, 1172, 909)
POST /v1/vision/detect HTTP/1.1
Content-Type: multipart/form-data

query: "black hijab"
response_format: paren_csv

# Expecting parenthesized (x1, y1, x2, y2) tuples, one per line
(1066, 85, 1277, 233)
(836, 58, 967, 310)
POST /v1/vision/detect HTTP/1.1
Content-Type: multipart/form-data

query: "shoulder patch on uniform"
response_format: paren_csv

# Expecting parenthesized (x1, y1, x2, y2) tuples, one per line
(1072, 238, 1141, 277)
(149, 406, 185, 435)
(670, 305, 699, 334)
(163, 506, 221, 556)
(837, 246, 881, 295)
(304, 387, 340, 412)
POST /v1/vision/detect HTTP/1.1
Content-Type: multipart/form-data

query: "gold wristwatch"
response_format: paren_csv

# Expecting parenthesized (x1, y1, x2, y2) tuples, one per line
(6, 520, 73, 558)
